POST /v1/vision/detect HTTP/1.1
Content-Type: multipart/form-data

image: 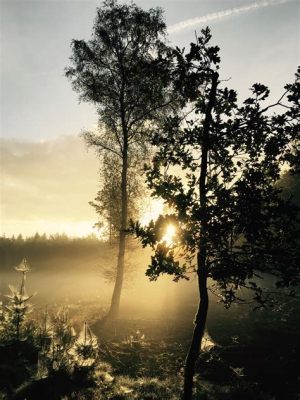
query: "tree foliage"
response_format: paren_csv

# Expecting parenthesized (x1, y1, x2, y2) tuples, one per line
(66, 0, 173, 155)
(133, 28, 300, 304)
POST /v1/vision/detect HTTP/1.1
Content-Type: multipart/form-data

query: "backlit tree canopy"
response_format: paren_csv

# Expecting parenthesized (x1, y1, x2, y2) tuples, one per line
(66, 0, 175, 319)
(132, 28, 300, 399)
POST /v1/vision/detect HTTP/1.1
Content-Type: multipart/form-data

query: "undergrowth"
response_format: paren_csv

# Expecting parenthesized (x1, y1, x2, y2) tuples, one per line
(0, 261, 298, 400)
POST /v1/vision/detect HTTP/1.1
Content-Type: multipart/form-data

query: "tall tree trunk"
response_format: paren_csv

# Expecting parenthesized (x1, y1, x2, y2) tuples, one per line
(183, 72, 219, 400)
(105, 69, 128, 321)
(107, 147, 128, 319)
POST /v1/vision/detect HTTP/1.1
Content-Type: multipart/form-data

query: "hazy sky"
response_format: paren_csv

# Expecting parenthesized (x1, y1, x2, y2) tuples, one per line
(0, 0, 299, 236)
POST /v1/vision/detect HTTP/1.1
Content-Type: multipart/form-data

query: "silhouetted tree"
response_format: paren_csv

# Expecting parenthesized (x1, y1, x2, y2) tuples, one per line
(66, 0, 174, 319)
(132, 28, 300, 400)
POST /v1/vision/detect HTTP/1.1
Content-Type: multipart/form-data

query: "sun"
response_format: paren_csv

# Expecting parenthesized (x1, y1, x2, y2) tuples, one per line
(139, 199, 177, 246)
(161, 224, 176, 246)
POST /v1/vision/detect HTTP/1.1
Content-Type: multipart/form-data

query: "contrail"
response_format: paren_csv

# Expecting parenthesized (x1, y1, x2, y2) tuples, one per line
(168, 0, 291, 34)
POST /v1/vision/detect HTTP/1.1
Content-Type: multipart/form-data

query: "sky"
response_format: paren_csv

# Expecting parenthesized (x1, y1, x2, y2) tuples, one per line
(0, 0, 299, 237)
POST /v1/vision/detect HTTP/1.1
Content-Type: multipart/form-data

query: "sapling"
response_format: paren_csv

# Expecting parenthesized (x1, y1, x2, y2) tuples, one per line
(36, 307, 54, 379)
(71, 321, 98, 368)
(5, 259, 34, 341)
(47, 307, 77, 373)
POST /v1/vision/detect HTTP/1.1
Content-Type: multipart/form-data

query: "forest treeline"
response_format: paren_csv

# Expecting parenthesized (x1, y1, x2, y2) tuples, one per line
(0, 234, 106, 272)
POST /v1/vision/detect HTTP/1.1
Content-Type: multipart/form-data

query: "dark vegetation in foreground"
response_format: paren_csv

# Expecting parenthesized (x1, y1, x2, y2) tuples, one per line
(0, 263, 299, 400)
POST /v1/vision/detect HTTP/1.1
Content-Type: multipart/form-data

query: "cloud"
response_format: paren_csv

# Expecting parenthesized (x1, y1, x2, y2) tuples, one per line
(0, 135, 100, 236)
(168, 0, 291, 34)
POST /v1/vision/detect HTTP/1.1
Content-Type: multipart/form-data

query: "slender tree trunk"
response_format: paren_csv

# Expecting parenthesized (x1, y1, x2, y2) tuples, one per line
(184, 256, 209, 400)
(104, 64, 129, 321)
(183, 72, 219, 400)
(107, 147, 128, 319)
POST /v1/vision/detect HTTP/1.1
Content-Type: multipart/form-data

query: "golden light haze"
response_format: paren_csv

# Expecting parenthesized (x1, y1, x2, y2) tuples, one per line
(0, 135, 167, 238)
(162, 224, 177, 247)
(139, 198, 165, 227)
(1, 135, 99, 237)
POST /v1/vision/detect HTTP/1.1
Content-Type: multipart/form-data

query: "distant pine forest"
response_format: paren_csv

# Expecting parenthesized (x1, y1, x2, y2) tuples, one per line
(0, 234, 103, 271)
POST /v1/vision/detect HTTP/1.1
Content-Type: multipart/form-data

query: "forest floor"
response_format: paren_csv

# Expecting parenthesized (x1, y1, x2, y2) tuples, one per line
(1, 297, 299, 400)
